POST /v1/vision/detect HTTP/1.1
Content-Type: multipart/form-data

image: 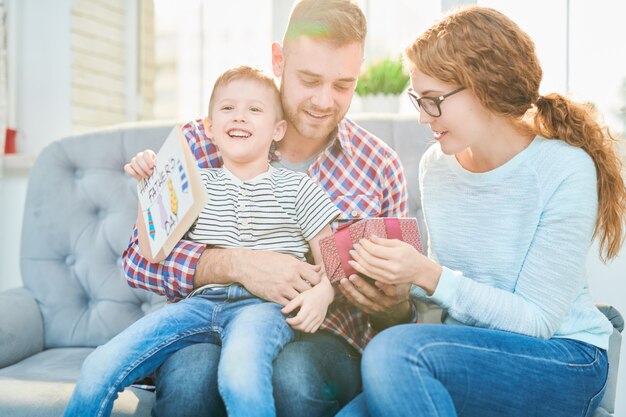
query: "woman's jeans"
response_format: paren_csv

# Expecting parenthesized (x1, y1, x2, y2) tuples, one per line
(63, 285, 294, 417)
(338, 324, 609, 417)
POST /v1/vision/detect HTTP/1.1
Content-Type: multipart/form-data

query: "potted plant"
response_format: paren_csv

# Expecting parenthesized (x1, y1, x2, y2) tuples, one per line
(354, 56, 410, 113)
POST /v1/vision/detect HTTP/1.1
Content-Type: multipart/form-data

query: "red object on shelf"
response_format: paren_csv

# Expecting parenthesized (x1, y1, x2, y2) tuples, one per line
(4, 128, 16, 154)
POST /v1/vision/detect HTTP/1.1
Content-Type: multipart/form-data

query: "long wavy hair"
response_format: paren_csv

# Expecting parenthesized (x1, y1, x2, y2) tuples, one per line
(405, 6, 625, 261)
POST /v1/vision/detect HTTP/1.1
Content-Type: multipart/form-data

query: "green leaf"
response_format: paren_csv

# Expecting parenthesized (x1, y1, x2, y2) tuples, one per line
(355, 56, 410, 96)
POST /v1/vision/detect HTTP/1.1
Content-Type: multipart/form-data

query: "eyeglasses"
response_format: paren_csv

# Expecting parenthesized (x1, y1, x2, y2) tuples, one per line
(407, 87, 466, 118)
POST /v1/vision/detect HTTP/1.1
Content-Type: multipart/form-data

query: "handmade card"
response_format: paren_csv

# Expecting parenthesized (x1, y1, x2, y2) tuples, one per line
(137, 125, 207, 261)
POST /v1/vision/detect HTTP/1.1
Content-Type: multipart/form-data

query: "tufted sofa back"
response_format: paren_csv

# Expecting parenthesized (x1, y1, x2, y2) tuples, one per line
(20, 122, 173, 348)
(19, 116, 433, 349)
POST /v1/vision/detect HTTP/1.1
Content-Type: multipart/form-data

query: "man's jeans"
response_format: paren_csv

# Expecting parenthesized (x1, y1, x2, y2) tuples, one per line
(153, 330, 363, 417)
(63, 285, 294, 417)
(337, 324, 609, 417)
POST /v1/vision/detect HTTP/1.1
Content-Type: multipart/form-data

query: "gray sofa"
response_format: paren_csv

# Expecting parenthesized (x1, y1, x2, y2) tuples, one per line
(0, 116, 622, 416)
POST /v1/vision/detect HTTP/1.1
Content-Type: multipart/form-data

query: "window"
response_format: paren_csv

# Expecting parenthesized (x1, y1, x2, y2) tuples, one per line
(152, 0, 626, 134)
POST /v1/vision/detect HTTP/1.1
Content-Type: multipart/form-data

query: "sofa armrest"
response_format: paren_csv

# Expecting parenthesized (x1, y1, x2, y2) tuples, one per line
(0, 287, 44, 368)
(594, 304, 623, 416)
(597, 304, 624, 332)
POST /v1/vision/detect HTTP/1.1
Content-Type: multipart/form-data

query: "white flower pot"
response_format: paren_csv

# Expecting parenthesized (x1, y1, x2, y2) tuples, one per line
(359, 94, 400, 113)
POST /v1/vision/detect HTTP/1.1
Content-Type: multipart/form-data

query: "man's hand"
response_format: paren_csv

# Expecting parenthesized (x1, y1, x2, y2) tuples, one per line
(124, 150, 156, 181)
(338, 274, 412, 328)
(196, 248, 323, 306)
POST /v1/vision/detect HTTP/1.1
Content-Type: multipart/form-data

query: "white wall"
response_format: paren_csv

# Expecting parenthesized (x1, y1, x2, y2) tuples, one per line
(0, 0, 72, 293)
(0, 170, 27, 291)
(16, 0, 72, 156)
(71, 0, 127, 130)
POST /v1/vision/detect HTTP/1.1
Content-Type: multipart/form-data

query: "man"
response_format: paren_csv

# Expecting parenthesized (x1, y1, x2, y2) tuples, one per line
(123, 1, 416, 415)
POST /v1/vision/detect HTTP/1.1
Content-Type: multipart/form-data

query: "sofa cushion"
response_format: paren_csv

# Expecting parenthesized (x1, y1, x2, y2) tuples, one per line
(0, 348, 154, 417)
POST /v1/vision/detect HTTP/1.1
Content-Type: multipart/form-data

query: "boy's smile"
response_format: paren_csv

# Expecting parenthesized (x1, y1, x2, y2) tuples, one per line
(227, 128, 253, 139)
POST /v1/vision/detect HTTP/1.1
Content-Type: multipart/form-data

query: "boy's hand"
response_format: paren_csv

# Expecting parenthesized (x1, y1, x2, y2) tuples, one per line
(281, 277, 334, 333)
(124, 150, 157, 181)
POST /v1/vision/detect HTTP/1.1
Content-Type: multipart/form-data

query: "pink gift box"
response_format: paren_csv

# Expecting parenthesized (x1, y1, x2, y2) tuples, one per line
(320, 217, 423, 283)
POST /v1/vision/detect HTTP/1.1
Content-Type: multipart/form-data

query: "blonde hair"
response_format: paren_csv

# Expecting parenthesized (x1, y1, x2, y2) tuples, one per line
(405, 6, 625, 261)
(208, 66, 283, 119)
(283, 0, 366, 46)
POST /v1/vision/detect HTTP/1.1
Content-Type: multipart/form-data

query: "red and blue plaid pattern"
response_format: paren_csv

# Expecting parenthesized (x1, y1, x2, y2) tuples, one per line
(123, 117, 409, 351)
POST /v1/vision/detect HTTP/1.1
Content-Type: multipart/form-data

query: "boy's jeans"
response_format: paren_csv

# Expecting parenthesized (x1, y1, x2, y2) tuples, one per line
(63, 285, 294, 417)
(337, 324, 608, 417)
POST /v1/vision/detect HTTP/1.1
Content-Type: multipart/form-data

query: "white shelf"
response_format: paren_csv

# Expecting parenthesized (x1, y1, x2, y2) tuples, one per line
(1, 154, 36, 176)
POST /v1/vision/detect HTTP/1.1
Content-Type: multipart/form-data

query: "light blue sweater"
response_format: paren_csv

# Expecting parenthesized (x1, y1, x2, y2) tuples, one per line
(415, 136, 613, 349)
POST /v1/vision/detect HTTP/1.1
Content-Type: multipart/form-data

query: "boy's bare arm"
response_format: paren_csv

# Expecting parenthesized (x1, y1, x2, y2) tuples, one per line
(280, 224, 335, 333)
(307, 224, 332, 274)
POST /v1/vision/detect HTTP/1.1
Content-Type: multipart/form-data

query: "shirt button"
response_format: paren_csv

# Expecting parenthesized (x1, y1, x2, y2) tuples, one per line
(239, 203, 246, 211)
(242, 219, 250, 227)
(351, 210, 359, 217)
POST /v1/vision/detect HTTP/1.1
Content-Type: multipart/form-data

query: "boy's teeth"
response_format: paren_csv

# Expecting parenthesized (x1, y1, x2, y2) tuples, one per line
(228, 129, 251, 138)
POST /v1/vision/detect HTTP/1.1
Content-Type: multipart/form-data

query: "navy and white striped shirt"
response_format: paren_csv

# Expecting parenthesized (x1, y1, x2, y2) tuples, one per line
(187, 165, 340, 262)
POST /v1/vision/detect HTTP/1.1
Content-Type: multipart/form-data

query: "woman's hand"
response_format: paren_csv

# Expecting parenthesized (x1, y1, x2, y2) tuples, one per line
(348, 236, 442, 295)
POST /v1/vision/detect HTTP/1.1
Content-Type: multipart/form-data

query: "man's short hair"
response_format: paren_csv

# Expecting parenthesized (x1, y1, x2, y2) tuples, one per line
(283, 0, 366, 46)
(208, 66, 282, 119)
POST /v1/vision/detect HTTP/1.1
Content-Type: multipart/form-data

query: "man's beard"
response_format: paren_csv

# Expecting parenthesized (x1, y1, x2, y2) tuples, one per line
(280, 85, 344, 143)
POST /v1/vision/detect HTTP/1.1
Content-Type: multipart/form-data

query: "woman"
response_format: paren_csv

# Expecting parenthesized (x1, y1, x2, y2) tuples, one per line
(338, 6, 625, 417)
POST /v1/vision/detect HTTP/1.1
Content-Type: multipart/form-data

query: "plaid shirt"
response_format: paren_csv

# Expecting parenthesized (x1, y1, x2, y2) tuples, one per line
(123, 117, 410, 352)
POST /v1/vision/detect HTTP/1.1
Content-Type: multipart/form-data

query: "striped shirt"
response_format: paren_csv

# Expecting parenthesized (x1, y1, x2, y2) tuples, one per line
(187, 166, 340, 261)
(123, 117, 410, 352)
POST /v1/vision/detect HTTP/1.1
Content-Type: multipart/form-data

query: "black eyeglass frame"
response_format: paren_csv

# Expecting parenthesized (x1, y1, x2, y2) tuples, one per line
(407, 86, 466, 117)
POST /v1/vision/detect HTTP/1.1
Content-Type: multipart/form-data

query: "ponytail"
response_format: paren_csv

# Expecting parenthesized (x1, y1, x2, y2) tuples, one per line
(532, 93, 626, 261)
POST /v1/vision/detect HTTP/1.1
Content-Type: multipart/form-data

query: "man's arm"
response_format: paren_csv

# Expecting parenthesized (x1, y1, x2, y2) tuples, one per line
(123, 225, 206, 299)
(196, 247, 322, 306)
(123, 226, 322, 303)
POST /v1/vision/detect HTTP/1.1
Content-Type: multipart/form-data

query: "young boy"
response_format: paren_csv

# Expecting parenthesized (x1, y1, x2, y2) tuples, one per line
(64, 66, 340, 417)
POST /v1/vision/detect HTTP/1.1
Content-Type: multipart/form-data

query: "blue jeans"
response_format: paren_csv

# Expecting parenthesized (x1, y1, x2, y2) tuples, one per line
(152, 330, 362, 417)
(64, 285, 294, 417)
(337, 324, 608, 417)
